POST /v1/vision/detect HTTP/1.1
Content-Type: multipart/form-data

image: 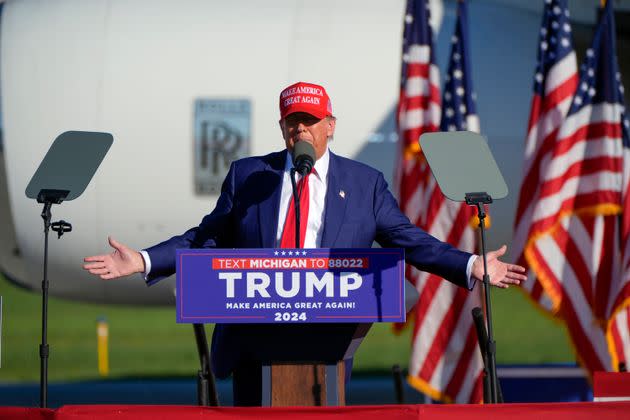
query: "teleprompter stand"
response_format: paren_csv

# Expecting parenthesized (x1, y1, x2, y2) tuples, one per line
(420, 131, 508, 404)
(25, 131, 113, 408)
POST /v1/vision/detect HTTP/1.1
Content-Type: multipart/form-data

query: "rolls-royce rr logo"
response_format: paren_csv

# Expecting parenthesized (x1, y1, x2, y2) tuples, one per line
(194, 99, 251, 194)
(199, 121, 242, 175)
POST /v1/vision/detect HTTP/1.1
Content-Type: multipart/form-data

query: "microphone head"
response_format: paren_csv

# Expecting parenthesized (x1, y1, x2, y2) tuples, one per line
(292, 141, 316, 175)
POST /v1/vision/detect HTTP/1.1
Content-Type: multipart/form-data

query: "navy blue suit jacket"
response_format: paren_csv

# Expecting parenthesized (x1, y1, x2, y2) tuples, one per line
(145, 150, 472, 378)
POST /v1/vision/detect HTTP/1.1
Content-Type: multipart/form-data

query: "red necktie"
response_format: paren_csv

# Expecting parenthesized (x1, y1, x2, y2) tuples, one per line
(280, 172, 311, 248)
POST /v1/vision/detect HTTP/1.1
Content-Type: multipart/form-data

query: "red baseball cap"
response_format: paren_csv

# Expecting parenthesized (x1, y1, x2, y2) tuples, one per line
(279, 81, 333, 119)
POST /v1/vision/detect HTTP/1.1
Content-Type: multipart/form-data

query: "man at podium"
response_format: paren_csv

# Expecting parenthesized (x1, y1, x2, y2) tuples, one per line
(84, 81, 525, 405)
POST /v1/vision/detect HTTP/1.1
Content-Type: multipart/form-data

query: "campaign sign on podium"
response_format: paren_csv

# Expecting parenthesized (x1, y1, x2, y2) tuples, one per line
(176, 248, 404, 323)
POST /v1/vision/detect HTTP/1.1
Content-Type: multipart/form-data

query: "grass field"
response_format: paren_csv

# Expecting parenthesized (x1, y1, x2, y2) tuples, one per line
(0, 273, 576, 382)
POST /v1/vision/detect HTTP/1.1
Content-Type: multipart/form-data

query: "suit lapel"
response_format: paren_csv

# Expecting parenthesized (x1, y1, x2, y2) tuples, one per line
(321, 152, 348, 247)
(258, 151, 286, 248)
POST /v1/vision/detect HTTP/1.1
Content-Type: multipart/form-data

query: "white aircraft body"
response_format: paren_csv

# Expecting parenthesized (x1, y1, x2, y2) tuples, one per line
(0, 0, 628, 305)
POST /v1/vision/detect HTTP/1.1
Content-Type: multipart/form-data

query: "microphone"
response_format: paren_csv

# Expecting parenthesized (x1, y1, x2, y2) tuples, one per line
(292, 141, 316, 175)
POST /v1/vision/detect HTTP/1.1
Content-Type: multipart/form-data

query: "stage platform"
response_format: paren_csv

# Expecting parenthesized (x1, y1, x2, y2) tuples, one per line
(2, 402, 630, 420)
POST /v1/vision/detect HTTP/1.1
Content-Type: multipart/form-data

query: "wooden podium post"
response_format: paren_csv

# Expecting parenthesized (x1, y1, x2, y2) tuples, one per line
(263, 362, 345, 406)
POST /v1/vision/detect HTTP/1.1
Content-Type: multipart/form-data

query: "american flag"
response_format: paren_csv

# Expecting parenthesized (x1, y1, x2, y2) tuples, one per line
(513, 0, 578, 315)
(395, 0, 440, 227)
(392, 0, 440, 335)
(610, 22, 630, 370)
(522, 0, 630, 374)
(400, 0, 483, 403)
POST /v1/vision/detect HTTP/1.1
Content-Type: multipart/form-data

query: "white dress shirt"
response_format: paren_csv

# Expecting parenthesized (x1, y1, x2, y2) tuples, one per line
(275, 148, 329, 248)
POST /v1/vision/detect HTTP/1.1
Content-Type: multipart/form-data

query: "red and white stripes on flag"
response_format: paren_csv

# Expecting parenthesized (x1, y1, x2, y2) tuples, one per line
(396, 0, 441, 300)
(519, 0, 630, 375)
(609, 306, 630, 370)
(513, 0, 578, 315)
(397, 0, 483, 403)
(611, 135, 630, 370)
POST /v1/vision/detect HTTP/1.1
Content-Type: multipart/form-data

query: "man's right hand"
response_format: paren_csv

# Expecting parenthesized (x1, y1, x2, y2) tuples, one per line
(83, 236, 145, 280)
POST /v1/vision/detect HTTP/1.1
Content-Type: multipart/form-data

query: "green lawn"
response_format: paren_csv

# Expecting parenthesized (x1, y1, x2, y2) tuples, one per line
(0, 274, 575, 382)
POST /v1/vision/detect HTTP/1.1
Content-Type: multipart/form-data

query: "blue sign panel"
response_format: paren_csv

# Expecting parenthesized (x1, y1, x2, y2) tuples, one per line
(176, 248, 405, 324)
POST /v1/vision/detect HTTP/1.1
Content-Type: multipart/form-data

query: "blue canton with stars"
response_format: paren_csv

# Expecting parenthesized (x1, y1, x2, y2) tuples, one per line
(400, 0, 435, 89)
(566, 0, 630, 150)
(440, 0, 476, 132)
(533, 0, 574, 95)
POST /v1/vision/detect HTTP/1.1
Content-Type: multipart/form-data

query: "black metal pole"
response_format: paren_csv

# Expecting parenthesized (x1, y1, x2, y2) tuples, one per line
(475, 202, 499, 404)
(392, 364, 405, 404)
(471, 307, 491, 403)
(40, 201, 52, 408)
(193, 323, 219, 406)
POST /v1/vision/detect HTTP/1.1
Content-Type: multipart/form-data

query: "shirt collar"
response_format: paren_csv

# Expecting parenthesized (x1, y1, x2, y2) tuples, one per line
(284, 147, 329, 182)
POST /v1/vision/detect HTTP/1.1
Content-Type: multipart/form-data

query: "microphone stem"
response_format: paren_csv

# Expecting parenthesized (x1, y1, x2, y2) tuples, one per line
(290, 168, 300, 248)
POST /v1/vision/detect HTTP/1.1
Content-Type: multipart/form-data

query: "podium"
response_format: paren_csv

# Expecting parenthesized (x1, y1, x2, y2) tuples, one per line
(238, 323, 371, 406)
(176, 248, 406, 406)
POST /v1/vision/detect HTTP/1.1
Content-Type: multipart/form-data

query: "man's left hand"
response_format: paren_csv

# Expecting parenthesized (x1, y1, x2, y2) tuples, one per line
(471, 245, 526, 289)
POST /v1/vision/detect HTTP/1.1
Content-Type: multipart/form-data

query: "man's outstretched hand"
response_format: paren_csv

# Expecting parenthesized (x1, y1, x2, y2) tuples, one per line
(471, 245, 526, 289)
(83, 237, 145, 280)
